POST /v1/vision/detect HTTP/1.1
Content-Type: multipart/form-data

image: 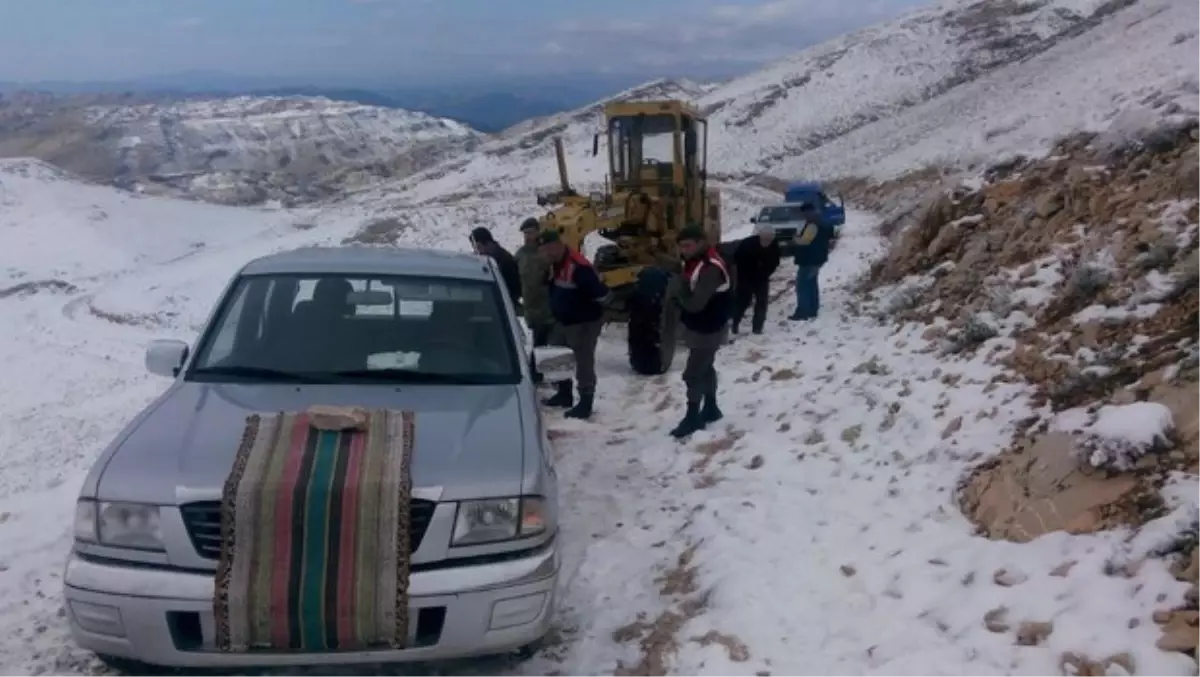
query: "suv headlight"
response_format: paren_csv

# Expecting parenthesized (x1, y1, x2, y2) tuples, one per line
(74, 499, 165, 551)
(451, 496, 548, 546)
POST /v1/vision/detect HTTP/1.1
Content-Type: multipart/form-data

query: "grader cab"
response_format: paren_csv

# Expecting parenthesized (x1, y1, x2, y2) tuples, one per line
(534, 99, 721, 375)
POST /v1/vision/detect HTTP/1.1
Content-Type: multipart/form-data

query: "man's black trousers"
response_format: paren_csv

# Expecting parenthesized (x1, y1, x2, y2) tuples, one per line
(732, 279, 770, 332)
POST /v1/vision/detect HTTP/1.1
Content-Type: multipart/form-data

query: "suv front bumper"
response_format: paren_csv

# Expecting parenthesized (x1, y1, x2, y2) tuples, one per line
(64, 539, 558, 668)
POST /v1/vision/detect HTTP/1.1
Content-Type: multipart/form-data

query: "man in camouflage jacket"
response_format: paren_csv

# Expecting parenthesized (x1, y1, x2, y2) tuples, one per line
(516, 217, 554, 383)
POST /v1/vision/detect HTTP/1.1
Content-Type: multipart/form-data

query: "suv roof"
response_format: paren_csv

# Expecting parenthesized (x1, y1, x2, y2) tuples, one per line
(240, 246, 495, 280)
(785, 181, 822, 191)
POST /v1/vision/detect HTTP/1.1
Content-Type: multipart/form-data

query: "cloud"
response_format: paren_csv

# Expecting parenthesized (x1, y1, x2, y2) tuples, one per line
(546, 0, 929, 73)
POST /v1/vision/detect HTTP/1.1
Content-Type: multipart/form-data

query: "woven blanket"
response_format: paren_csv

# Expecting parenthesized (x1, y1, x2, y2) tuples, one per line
(213, 410, 416, 652)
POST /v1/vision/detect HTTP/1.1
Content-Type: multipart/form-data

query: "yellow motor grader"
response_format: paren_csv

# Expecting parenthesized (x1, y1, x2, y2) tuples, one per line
(533, 100, 721, 375)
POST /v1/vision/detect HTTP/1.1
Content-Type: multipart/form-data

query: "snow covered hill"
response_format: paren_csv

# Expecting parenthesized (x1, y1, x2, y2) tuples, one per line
(334, 0, 1196, 223)
(0, 93, 483, 206)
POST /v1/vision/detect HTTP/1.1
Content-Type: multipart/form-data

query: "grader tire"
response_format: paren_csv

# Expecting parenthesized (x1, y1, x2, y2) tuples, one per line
(627, 267, 677, 375)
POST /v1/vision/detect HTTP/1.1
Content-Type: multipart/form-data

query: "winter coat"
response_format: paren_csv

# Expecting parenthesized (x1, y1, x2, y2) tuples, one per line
(792, 220, 834, 268)
(480, 241, 522, 305)
(676, 247, 732, 334)
(548, 248, 610, 326)
(732, 235, 781, 287)
(515, 243, 552, 325)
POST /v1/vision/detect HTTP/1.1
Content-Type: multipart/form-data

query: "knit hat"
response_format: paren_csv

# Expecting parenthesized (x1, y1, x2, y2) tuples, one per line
(754, 221, 775, 236)
(676, 224, 706, 242)
(536, 229, 561, 245)
(520, 217, 540, 232)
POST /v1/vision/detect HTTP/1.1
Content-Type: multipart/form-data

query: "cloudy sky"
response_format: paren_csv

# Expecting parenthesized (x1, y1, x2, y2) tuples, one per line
(0, 0, 932, 84)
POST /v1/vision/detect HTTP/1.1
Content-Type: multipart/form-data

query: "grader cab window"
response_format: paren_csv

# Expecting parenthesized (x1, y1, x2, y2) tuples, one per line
(608, 114, 678, 185)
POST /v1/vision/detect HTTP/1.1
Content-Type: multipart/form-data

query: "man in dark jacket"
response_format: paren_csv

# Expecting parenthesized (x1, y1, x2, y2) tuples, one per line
(790, 206, 834, 321)
(515, 218, 553, 383)
(671, 224, 732, 439)
(731, 221, 780, 335)
(470, 227, 522, 306)
(537, 230, 609, 420)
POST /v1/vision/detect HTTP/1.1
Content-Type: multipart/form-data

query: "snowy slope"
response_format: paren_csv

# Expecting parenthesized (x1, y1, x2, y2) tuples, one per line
(1, 172, 1195, 674)
(766, 0, 1199, 181)
(0, 159, 297, 287)
(0, 94, 484, 206)
(698, 0, 1147, 175)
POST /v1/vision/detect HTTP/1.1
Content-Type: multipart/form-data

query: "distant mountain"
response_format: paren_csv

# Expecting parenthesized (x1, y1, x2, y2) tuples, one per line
(244, 86, 574, 132)
(0, 92, 483, 205)
(0, 71, 671, 132)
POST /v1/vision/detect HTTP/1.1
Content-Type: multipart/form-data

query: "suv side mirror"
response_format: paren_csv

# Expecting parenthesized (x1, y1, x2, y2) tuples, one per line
(146, 339, 189, 378)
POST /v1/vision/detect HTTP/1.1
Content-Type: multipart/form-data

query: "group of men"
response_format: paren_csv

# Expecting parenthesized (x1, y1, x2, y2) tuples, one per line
(468, 205, 835, 439)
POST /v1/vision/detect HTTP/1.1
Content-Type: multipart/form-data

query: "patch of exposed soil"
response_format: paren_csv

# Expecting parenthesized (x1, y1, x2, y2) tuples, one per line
(613, 542, 715, 676)
(861, 120, 1199, 662)
(341, 216, 413, 245)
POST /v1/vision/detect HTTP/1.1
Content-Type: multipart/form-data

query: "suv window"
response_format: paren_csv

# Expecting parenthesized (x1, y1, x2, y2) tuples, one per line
(757, 204, 810, 222)
(187, 273, 520, 384)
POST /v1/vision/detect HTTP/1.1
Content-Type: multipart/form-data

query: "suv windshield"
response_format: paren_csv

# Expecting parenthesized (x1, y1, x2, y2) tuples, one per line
(187, 273, 520, 385)
(757, 205, 811, 223)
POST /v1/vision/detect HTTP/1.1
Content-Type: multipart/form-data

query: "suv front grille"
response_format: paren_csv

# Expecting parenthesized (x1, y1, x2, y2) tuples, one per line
(179, 499, 437, 560)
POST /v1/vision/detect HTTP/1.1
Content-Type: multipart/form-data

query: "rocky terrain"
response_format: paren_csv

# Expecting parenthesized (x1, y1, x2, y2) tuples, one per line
(859, 114, 1199, 664)
(0, 92, 483, 205)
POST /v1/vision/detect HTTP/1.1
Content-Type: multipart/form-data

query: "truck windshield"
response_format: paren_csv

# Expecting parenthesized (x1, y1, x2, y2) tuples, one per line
(187, 273, 520, 385)
(757, 205, 811, 223)
(608, 113, 677, 183)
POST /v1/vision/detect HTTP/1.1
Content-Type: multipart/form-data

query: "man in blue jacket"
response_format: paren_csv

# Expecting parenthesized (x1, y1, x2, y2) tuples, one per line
(536, 230, 610, 420)
(790, 205, 834, 321)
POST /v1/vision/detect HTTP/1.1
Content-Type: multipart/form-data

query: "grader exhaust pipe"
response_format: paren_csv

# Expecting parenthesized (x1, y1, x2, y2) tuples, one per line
(553, 136, 571, 194)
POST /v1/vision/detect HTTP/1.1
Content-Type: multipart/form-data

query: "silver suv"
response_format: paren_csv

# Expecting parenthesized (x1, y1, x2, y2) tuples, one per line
(65, 246, 561, 670)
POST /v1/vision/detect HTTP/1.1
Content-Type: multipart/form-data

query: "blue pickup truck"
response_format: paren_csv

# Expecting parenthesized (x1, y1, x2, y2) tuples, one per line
(749, 182, 845, 254)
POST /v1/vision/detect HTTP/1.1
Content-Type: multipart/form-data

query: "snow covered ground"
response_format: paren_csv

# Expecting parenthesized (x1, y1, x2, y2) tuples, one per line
(0, 159, 1195, 673)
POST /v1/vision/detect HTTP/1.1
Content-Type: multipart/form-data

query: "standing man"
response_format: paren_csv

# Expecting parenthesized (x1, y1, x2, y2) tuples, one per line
(671, 225, 732, 439)
(515, 217, 553, 383)
(470, 226, 522, 307)
(790, 205, 834, 321)
(731, 221, 780, 335)
(537, 230, 609, 420)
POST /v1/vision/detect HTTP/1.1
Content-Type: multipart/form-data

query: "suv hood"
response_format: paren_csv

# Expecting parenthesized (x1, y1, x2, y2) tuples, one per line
(96, 382, 525, 504)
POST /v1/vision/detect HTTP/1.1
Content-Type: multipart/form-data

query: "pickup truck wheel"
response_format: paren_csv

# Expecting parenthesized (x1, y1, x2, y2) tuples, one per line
(627, 267, 677, 376)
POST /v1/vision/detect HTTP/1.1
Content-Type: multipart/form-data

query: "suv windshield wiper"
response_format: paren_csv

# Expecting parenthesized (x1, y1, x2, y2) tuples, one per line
(190, 365, 323, 382)
(328, 368, 481, 384)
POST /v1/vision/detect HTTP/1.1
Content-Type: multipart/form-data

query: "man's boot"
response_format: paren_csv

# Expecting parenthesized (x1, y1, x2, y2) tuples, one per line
(565, 392, 594, 420)
(670, 401, 706, 439)
(700, 389, 723, 424)
(542, 379, 573, 408)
